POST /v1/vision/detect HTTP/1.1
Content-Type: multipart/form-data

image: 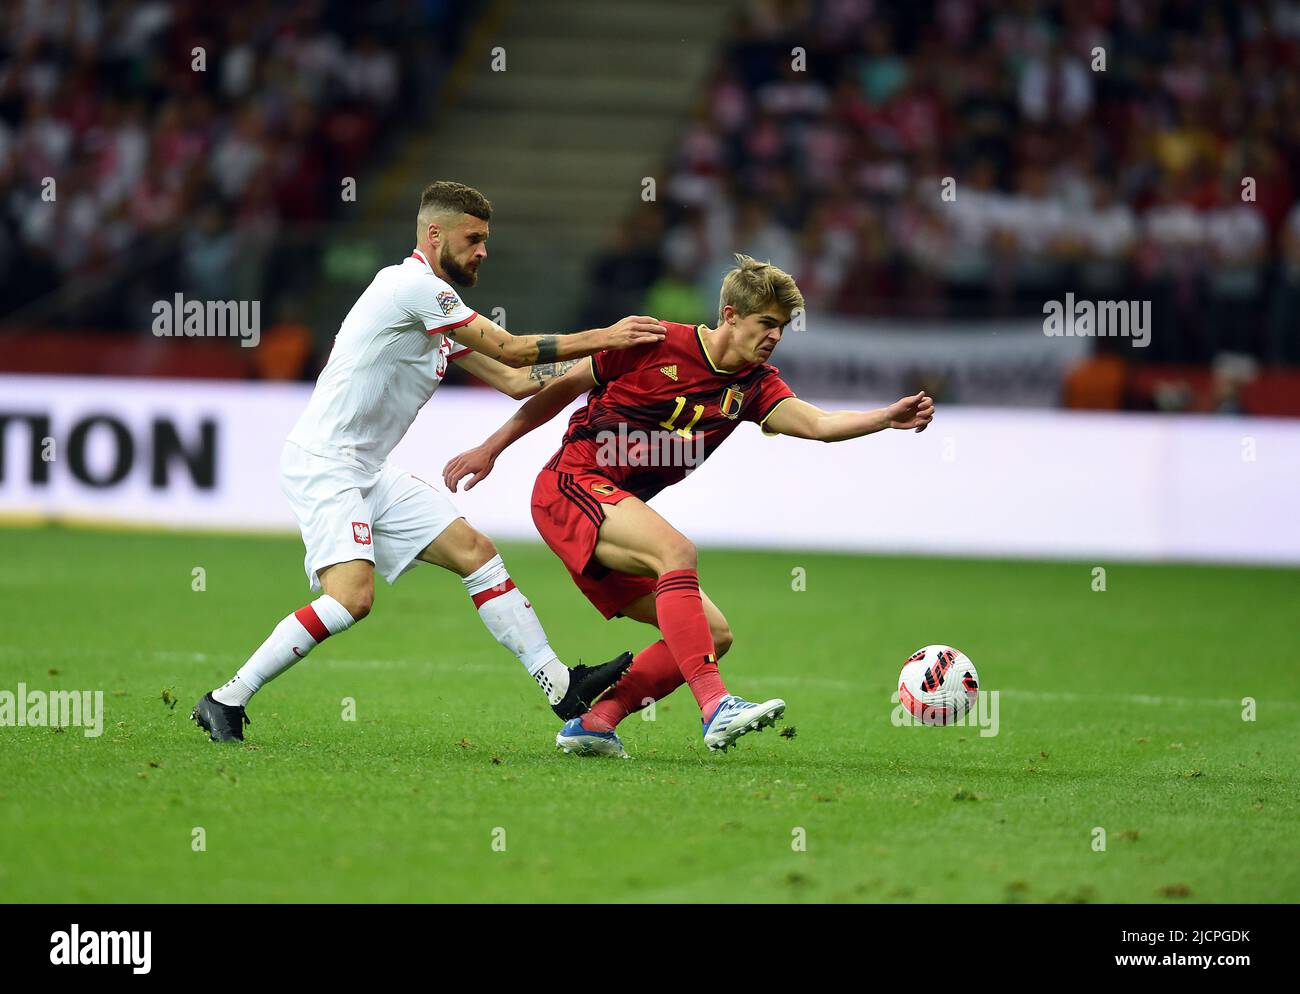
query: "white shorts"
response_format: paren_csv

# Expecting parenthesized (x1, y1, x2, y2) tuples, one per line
(280, 440, 462, 592)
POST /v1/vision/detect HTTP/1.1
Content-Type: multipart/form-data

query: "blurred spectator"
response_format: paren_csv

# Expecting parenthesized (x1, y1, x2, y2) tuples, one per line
(1267, 202, 1300, 363)
(580, 211, 664, 328)
(643, 261, 710, 326)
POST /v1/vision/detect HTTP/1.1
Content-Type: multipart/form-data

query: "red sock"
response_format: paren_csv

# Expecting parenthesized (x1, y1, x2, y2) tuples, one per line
(653, 568, 727, 717)
(584, 640, 684, 731)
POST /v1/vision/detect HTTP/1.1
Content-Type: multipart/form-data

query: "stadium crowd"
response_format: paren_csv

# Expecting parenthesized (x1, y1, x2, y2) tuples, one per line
(588, 0, 1300, 365)
(4, 0, 1299, 383)
(0, 0, 474, 332)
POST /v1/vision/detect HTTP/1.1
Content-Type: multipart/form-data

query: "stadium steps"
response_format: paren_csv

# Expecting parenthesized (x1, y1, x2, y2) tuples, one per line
(363, 0, 734, 332)
(429, 147, 649, 200)
(505, 0, 727, 39)
(460, 75, 700, 114)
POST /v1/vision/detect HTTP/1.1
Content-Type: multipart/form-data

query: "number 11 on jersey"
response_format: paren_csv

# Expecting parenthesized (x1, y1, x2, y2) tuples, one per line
(659, 395, 704, 439)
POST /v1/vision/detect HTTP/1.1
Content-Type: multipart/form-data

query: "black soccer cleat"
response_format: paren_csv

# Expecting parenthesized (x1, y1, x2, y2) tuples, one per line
(552, 651, 634, 721)
(191, 692, 251, 742)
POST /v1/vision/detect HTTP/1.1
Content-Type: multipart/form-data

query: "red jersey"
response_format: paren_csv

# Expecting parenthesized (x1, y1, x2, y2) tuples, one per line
(544, 321, 796, 501)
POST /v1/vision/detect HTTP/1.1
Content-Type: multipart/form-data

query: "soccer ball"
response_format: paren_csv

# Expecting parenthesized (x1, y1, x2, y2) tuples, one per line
(898, 644, 979, 726)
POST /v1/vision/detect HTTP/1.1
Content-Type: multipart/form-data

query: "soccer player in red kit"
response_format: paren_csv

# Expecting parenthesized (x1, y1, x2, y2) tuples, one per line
(444, 255, 934, 756)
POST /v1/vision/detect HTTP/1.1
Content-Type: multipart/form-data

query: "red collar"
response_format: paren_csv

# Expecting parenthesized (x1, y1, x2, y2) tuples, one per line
(410, 248, 432, 272)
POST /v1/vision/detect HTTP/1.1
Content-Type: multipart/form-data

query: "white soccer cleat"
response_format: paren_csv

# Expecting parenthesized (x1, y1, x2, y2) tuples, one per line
(702, 695, 785, 752)
(556, 717, 630, 758)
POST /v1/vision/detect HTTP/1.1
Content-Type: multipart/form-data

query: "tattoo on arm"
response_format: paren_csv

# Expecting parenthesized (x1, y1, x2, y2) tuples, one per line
(527, 358, 580, 382)
(535, 335, 559, 364)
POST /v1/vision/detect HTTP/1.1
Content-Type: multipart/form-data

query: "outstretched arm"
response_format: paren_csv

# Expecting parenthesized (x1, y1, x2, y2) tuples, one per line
(452, 350, 583, 400)
(762, 391, 934, 441)
(447, 314, 664, 369)
(443, 360, 599, 491)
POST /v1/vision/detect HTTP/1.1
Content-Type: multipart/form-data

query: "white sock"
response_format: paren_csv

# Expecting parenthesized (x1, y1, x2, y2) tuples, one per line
(212, 595, 356, 706)
(463, 554, 569, 705)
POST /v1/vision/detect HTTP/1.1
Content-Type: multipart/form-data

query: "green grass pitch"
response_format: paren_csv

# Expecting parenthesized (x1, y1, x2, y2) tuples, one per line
(2, 522, 1298, 903)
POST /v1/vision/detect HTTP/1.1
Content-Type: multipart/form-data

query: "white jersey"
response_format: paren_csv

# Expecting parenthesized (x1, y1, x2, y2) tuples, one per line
(287, 249, 477, 470)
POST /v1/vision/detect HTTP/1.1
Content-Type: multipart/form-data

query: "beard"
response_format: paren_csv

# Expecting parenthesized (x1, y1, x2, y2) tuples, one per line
(440, 243, 479, 288)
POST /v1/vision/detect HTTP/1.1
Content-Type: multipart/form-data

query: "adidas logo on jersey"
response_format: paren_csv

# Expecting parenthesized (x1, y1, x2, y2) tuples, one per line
(660, 365, 679, 380)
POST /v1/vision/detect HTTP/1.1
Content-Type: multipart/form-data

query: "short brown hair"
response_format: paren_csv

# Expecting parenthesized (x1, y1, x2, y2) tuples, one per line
(719, 254, 804, 323)
(417, 181, 492, 230)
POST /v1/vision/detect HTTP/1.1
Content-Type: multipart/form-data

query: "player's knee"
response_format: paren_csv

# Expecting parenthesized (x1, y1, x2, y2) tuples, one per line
(460, 528, 498, 575)
(659, 535, 697, 572)
(352, 592, 374, 621)
(336, 585, 373, 621)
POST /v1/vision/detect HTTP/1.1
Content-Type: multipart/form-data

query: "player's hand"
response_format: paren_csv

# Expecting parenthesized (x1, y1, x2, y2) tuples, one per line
(443, 445, 496, 492)
(601, 315, 667, 350)
(886, 391, 935, 432)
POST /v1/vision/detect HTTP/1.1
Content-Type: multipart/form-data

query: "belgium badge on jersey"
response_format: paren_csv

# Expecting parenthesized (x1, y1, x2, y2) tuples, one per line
(719, 386, 745, 420)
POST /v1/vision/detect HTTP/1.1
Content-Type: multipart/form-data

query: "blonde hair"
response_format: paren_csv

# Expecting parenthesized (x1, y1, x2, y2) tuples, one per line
(719, 254, 805, 323)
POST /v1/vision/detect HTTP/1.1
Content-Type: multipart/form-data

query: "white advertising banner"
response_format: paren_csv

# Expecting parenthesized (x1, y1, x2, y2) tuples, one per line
(1, 374, 1297, 564)
(773, 317, 1090, 406)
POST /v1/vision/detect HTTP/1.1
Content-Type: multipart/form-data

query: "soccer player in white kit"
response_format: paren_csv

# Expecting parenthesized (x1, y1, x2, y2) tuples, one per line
(192, 181, 666, 742)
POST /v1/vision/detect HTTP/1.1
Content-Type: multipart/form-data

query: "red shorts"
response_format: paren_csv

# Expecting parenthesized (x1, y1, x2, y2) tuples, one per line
(531, 468, 656, 620)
